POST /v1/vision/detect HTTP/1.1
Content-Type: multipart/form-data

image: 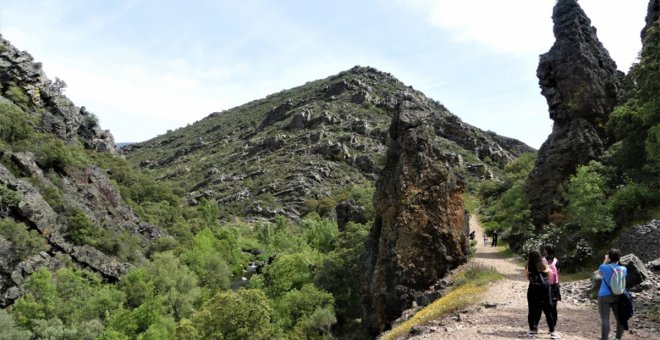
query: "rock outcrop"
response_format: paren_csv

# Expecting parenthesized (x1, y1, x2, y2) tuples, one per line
(642, 0, 660, 40)
(525, 0, 623, 227)
(0, 35, 116, 153)
(0, 37, 166, 306)
(361, 101, 468, 335)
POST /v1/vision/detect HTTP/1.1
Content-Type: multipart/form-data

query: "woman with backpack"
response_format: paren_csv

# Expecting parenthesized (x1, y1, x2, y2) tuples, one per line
(525, 250, 559, 339)
(542, 244, 561, 330)
(598, 248, 628, 340)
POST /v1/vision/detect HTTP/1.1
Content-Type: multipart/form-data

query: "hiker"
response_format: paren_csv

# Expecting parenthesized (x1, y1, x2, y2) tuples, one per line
(598, 248, 627, 340)
(525, 250, 559, 339)
(483, 233, 488, 246)
(491, 230, 498, 247)
(469, 230, 476, 240)
(542, 244, 561, 330)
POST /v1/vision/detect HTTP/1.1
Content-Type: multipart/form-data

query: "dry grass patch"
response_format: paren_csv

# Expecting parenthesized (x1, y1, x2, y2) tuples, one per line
(381, 265, 503, 340)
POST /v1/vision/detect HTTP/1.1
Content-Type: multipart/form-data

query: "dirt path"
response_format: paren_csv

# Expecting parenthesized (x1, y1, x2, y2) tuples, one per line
(408, 216, 656, 340)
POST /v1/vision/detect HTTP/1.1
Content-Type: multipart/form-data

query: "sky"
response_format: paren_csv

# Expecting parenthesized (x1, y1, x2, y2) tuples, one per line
(0, 0, 650, 148)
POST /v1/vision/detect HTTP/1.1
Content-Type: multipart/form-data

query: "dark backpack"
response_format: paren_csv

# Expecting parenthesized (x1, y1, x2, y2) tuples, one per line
(530, 272, 552, 303)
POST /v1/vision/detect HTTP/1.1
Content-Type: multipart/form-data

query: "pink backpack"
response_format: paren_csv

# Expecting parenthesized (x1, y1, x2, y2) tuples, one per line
(547, 258, 559, 284)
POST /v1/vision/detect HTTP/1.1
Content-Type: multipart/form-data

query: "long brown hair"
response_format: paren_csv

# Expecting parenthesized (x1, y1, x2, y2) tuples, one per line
(527, 250, 545, 274)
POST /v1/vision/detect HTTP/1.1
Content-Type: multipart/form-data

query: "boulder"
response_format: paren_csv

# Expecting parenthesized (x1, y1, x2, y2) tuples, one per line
(620, 254, 650, 290)
(335, 199, 369, 231)
(525, 0, 623, 227)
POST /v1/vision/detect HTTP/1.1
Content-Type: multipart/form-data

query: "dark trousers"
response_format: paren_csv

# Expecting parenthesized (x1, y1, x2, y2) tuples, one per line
(598, 295, 623, 340)
(550, 283, 560, 327)
(527, 285, 555, 332)
(491, 236, 497, 247)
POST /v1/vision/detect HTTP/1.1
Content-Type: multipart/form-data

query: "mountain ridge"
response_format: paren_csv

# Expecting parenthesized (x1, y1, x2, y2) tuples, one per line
(124, 65, 534, 220)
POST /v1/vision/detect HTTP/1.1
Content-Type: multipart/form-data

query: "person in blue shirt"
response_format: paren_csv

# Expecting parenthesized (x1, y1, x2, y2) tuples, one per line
(598, 248, 627, 340)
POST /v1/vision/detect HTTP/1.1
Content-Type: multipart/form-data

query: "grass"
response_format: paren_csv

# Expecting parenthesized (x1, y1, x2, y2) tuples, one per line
(560, 271, 592, 282)
(380, 265, 504, 340)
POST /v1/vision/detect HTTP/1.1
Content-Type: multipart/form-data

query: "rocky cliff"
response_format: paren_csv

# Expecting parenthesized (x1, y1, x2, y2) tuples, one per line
(642, 0, 660, 40)
(360, 100, 468, 335)
(0, 36, 164, 306)
(124, 66, 533, 221)
(525, 0, 623, 227)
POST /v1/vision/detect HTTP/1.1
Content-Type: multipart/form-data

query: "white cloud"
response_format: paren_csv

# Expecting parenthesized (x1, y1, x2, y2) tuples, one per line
(399, 0, 647, 71)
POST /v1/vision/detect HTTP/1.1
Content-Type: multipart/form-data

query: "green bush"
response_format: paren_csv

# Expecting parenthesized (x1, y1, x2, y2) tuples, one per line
(32, 135, 89, 172)
(565, 163, 614, 235)
(0, 218, 48, 263)
(0, 102, 35, 144)
(609, 181, 659, 225)
(4, 85, 30, 110)
(64, 208, 105, 246)
(0, 305, 33, 340)
(187, 289, 279, 340)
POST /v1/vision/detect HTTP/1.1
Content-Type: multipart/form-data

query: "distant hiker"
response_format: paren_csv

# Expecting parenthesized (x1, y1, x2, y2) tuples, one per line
(483, 233, 488, 246)
(469, 230, 476, 240)
(525, 250, 558, 339)
(598, 248, 628, 340)
(491, 230, 498, 247)
(542, 244, 561, 330)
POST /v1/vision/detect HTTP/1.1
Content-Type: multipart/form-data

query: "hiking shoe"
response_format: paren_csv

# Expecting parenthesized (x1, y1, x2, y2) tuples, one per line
(550, 332, 561, 339)
(527, 330, 537, 337)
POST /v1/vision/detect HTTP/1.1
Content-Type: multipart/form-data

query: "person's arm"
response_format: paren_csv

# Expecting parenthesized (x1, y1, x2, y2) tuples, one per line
(598, 254, 610, 275)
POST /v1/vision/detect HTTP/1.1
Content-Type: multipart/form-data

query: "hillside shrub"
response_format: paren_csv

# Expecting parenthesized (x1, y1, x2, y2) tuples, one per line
(0, 218, 47, 264)
(564, 162, 615, 236)
(0, 102, 35, 144)
(4, 85, 30, 110)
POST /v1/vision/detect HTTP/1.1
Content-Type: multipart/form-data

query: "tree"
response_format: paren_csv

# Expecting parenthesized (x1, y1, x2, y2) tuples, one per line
(190, 289, 279, 339)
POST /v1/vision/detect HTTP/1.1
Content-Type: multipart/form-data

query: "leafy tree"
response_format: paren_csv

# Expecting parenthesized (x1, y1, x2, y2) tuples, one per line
(0, 309, 32, 340)
(565, 162, 614, 235)
(303, 216, 338, 253)
(273, 283, 335, 332)
(189, 289, 279, 340)
(314, 222, 369, 325)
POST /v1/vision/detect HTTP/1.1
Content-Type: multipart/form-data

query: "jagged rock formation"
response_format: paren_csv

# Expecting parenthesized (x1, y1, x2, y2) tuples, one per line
(125, 66, 534, 220)
(642, 0, 660, 40)
(0, 37, 165, 306)
(0, 35, 116, 153)
(525, 0, 623, 227)
(360, 100, 468, 335)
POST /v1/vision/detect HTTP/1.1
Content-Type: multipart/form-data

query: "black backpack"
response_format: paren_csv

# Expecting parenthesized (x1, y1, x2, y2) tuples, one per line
(530, 272, 553, 303)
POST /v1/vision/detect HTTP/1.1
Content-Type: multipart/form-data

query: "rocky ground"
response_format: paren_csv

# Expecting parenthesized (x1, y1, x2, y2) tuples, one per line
(404, 217, 660, 339)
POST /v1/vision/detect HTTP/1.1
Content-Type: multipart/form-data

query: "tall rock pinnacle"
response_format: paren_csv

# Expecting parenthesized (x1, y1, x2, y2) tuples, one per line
(525, 0, 623, 227)
(642, 0, 660, 40)
(360, 100, 468, 335)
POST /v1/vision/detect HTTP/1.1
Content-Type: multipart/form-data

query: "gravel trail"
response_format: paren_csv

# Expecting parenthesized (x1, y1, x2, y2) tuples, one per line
(407, 217, 657, 340)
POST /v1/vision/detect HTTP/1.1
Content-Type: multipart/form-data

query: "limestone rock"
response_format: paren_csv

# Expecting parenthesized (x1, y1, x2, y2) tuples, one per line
(361, 101, 468, 335)
(526, 0, 623, 227)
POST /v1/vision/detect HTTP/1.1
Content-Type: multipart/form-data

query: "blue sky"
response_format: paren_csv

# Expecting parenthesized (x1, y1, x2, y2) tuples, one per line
(0, 0, 649, 148)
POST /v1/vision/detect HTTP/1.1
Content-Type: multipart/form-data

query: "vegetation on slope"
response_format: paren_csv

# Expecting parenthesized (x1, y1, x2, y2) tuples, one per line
(478, 18, 660, 271)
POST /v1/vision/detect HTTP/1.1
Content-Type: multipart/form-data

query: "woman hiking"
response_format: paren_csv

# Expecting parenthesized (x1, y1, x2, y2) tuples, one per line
(598, 248, 628, 340)
(542, 244, 561, 330)
(525, 250, 559, 339)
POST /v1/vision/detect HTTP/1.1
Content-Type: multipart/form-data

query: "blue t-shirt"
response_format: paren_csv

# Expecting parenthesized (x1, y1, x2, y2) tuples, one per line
(598, 263, 628, 297)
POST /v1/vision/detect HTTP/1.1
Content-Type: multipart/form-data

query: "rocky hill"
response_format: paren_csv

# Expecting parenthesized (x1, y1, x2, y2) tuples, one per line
(0, 36, 166, 306)
(124, 66, 534, 220)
